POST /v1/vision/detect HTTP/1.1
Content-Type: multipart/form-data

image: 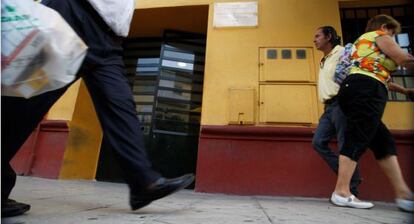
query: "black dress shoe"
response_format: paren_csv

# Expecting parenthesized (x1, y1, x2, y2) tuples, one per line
(1, 199, 31, 217)
(130, 173, 194, 210)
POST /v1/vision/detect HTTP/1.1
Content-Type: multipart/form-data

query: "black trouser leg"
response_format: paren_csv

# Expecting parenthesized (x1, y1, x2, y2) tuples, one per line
(42, 0, 161, 190)
(1, 163, 16, 202)
(82, 62, 161, 190)
(1, 87, 69, 201)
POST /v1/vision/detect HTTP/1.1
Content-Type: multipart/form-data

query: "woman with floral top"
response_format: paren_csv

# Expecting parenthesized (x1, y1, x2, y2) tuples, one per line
(330, 14, 414, 212)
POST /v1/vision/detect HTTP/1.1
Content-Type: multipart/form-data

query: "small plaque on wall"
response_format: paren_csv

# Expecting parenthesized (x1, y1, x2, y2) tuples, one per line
(213, 2, 258, 28)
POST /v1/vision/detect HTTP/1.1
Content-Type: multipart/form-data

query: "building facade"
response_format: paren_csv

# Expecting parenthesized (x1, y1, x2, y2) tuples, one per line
(11, 0, 414, 202)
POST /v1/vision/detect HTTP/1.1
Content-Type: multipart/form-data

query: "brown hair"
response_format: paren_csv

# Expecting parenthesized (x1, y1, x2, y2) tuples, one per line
(365, 14, 401, 34)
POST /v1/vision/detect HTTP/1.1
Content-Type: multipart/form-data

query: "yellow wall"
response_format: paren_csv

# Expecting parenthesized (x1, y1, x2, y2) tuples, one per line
(199, 0, 342, 125)
(59, 80, 103, 179)
(383, 102, 414, 130)
(45, 78, 102, 179)
(131, 0, 413, 129)
(46, 80, 81, 121)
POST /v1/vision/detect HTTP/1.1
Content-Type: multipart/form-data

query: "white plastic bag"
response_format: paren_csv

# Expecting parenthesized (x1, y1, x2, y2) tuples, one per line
(1, 0, 88, 98)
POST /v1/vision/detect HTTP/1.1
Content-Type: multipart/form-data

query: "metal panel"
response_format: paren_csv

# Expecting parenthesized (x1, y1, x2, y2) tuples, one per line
(228, 88, 255, 124)
(259, 47, 315, 82)
(259, 84, 318, 124)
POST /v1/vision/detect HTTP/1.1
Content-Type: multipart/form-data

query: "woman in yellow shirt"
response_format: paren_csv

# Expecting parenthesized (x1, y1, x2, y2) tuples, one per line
(330, 14, 414, 212)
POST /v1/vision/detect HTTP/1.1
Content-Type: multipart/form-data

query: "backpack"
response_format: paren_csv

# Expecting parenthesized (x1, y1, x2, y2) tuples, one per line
(333, 43, 355, 85)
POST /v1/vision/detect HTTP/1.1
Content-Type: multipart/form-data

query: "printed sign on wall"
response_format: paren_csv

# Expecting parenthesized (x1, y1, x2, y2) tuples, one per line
(213, 2, 258, 28)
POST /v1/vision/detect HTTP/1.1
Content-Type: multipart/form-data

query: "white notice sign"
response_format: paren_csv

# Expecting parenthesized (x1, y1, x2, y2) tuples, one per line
(213, 2, 258, 28)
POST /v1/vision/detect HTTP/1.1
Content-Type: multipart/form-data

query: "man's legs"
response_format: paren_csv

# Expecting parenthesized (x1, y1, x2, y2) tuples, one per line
(82, 62, 161, 189)
(312, 108, 338, 173)
(82, 60, 193, 210)
(43, 0, 193, 210)
(312, 107, 337, 170)
(1, 87, 69, 217)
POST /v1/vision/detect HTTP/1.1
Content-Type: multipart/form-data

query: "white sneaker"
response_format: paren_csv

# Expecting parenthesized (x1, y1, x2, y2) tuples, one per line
(396, 198, 414, 212)
(330, 192, 374, 209)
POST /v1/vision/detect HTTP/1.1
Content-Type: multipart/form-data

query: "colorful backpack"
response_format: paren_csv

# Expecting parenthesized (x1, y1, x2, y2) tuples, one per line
(333, 43, 355, 85)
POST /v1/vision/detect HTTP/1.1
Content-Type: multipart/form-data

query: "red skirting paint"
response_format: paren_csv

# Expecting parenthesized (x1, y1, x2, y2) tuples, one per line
(195, 125, 414, 202)
(11, 120, 69, 179)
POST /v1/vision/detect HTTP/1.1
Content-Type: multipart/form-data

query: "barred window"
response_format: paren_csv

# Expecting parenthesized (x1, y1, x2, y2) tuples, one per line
(340, 4, 414, 101)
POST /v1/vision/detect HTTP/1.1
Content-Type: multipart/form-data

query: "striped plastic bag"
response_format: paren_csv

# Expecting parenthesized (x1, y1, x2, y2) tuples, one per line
(1, 0, 87, 98)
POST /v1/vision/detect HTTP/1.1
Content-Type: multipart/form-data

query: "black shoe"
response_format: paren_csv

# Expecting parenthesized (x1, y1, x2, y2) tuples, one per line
(1, 199, 31, 217)
(130, 173, 195, 210)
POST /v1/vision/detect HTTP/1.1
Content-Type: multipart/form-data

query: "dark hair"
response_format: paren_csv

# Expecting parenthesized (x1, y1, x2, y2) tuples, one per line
(318, 26, 341, 47)
(365, 14, 401, 34)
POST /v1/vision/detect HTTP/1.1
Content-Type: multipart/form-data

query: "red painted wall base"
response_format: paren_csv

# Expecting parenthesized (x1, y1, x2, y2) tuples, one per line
(11, 120, 69, 179)
(195, 125, 414, 202)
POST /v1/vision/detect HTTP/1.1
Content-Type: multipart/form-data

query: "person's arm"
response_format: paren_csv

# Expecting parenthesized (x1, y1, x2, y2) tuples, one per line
(376, 35, 414, 71)
(387, 81, 414, 97)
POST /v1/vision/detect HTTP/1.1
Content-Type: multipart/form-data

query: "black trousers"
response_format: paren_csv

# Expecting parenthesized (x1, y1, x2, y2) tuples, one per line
(1, 0, 160, 201)
(337, 74, 397, 162)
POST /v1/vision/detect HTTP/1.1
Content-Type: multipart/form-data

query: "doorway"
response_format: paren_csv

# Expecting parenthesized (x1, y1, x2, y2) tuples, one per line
(96, 5, 209, 182)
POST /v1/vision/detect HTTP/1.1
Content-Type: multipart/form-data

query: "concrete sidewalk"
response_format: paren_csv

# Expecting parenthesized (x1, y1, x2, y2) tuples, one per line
(2, 176, 413, 224)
